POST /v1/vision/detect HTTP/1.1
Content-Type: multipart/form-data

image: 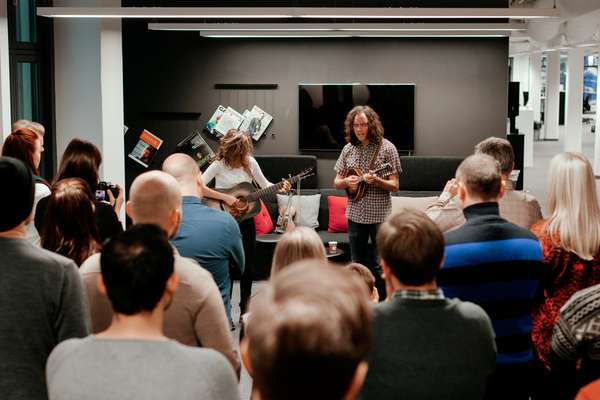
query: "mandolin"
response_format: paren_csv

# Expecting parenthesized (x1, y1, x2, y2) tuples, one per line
(204, 168, 314, 223)
(345, 163, 393, 201)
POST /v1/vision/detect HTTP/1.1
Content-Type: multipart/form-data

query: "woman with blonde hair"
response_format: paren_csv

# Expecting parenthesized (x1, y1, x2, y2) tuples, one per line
(271, 227, 327, 277)
(531, 152, 600, 397)
(202, 129, 290, 315)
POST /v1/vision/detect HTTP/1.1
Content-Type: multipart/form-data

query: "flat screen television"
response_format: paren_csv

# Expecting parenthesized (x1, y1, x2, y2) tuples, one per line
(299, 83, 415, 152)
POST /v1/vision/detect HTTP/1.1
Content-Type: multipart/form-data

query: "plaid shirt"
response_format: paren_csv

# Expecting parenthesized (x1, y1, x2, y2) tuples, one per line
(392, 288, 445, 300)
(334, 139, 402, 224)
(425, 181, 543, 232)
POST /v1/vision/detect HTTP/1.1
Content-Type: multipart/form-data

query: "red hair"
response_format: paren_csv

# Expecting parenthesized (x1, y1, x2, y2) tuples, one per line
(2, 128, 39, 175)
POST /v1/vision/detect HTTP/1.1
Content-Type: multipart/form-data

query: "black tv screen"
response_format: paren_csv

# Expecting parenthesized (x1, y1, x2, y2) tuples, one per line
(299, 83, 415, 152)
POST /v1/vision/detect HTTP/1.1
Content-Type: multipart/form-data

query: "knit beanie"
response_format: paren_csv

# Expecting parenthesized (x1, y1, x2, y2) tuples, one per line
(0, 156, 34, 231)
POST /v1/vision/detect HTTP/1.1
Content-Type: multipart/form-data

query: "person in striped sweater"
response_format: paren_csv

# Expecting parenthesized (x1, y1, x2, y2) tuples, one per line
(437, 154, 543, 400)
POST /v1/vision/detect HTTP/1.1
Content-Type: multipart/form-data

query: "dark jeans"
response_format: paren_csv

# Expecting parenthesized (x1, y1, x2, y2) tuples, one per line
(238, 218, 256, 314)
(348, 219, 386, 299)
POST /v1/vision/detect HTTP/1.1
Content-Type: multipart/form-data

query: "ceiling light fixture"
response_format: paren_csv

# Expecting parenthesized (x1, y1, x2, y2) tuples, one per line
(149, 22, 526, 32)
(37, 7, 561, 20)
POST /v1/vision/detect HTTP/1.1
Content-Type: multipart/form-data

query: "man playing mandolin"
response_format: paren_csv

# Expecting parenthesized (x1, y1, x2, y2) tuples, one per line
(334, 106, 402, 299)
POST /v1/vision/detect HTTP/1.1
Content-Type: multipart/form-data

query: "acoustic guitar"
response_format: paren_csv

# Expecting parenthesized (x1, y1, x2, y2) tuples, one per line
(204, 168, 315, 223)
(345, 163, 393, 201)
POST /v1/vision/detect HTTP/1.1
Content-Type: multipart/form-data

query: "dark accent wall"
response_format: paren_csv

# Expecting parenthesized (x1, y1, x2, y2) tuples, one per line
(123, 21, 508, 188)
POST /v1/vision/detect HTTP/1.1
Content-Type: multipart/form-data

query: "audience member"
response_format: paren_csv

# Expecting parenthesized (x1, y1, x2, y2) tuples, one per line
(242, 261, 372, 400)
(361, 209, 496, 400)
(79, 170, 240, 374)
(46, 225, 240, 400)
(12, 119, 45, 140)
(41, 178, 101, 266)
(163, 153, 244, 324)
(437, 154, 543, 400)
(346, 262, 379, 302)
(530, 152, 600, 397)
(427, 136, 543, 232)
(551, 283, 600, 396)
(1, 128, 50, 245)
(0, 156, 89, 400)
(270, 226, 327, 276)
(35, 138, 123, 241)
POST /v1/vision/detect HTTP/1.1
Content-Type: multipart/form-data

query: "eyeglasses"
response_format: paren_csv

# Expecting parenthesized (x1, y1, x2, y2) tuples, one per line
(353, 123, 369, 129)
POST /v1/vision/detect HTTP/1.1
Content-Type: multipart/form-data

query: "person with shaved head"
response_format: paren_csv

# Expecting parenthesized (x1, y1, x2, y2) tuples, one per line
(79, 170, 240, 375)
(163, 153, 244, 326)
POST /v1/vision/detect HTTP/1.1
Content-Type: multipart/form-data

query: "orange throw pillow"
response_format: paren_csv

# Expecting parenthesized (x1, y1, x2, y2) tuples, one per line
(327, 196, 348, 233)
(254, 200, 274, 235)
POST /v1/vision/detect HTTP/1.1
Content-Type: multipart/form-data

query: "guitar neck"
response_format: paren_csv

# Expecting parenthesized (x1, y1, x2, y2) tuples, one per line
(245, 173, 307, 202)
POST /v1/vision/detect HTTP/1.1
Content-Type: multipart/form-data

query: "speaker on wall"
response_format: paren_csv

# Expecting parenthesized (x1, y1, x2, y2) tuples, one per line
(507, 134, 524, 191)
(508, 82, 520, 134)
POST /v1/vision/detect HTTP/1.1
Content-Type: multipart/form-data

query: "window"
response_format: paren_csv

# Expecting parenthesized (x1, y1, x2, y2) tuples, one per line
(15, 0, 37, 44)
(8, 0, 54, 177)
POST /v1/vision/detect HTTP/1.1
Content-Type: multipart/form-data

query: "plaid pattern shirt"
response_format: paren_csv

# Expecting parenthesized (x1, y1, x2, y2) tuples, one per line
(425, 181, 543, 232)
(392, 288, 445, 300)
(334, 139, 402, 224)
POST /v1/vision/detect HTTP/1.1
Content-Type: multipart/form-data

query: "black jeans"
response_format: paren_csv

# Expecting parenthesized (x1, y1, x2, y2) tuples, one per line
(348, 219, 386, 300)
(238, 218, 256, 314)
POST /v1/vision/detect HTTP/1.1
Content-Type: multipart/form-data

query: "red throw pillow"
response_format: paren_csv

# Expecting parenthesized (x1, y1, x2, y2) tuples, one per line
(327, 196, 348, 233)
(254, 200, 274, 235)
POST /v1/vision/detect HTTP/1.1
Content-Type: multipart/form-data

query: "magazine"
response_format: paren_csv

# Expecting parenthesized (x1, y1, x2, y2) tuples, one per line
(204, 105, 227, 137)
(214, 106, 244, 137)
(176, 130, 216, 171)
(239, 105, 273, 141)
(128, 129, 163, 168)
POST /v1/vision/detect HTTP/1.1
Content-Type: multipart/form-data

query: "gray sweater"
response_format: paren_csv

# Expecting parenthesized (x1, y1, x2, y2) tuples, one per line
(0, 237, 90, 400)
(46, 337, 240, 400)
(360, 296, 497, 400)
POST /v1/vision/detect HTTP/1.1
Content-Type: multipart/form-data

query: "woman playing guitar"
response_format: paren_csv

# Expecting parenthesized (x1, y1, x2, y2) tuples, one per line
(333, 106, 402, 300)
(202, 129, 291, 317)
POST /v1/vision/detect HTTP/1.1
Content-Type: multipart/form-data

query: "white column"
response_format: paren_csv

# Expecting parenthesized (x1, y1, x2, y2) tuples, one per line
(530, 53, 542, 122)
(53, 0, 125, 225)
(512, 54, 530, 106)
(544, 50, 561, 140)
(100, 18, 125, 223)
(564, 47, 584, 152)
(593, 50, 600, 175)
(0, 0, 11, 140)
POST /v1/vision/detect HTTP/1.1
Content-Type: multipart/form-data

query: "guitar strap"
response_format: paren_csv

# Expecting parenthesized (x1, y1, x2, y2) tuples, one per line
(242, 164, 259, 188)
(368, 141, 383, 172)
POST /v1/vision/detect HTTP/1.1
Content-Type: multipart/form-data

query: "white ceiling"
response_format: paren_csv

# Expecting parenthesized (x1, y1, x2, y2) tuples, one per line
(509, 0, 600, 54)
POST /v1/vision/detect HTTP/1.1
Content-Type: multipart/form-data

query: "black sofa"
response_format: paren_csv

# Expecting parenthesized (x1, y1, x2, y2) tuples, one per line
(252, 155, 463, 279)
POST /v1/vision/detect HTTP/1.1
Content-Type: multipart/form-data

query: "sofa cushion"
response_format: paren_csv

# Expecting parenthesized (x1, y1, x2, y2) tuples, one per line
(277, 193, 321, 229)
(318, 189, 347, 231)
(327, 196, 348, 233)
(254, 200, 274, 235)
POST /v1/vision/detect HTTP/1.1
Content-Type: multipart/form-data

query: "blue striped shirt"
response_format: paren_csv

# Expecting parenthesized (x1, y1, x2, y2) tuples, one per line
(439, 202, 542, 365)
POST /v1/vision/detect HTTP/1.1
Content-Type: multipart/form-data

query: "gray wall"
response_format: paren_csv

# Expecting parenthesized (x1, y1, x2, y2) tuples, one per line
(124, 27, 508, 187)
